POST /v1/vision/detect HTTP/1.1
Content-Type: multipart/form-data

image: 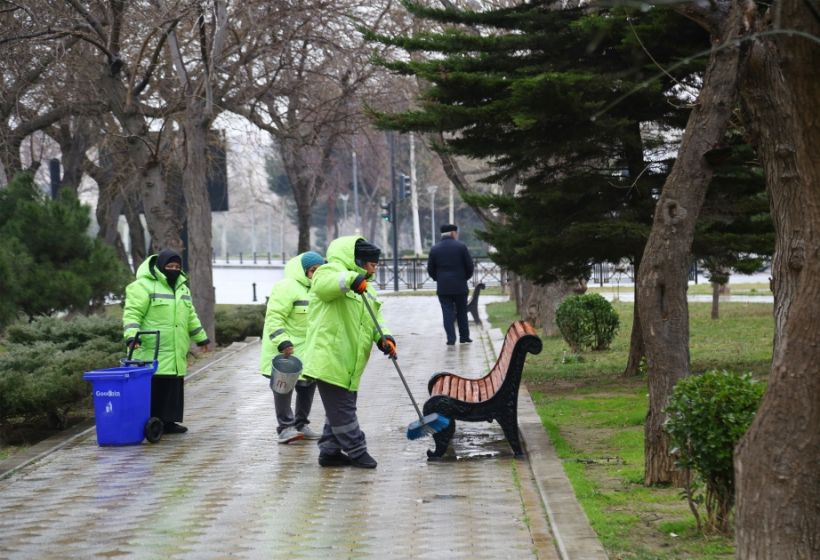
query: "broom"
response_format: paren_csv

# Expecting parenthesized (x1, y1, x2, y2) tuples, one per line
(360, 292, 450, 440)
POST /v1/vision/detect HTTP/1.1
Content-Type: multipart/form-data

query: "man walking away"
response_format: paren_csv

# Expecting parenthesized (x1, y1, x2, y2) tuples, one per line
(427, 224, 474, 345)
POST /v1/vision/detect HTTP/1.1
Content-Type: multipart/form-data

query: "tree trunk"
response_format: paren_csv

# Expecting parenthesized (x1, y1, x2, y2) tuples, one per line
(182, 106, 216, 343)
(137, 162, 183, 254)
(734, 1, 820, 555)
(124, 200, 146, 269)
(710, 282, 721, 320)
(623, 290, 646, 376)
(97, 72, 182, 254)
(54, 120, 95, 195)
(95, 180, 128, 265)
(624, 258, 646, 377)
(522, 279, 577, 336)
(637, 5, 745, 486)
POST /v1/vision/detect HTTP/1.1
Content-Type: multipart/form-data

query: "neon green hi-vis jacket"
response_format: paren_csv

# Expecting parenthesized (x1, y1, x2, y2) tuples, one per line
(122, 255, 209, 376)
(302, 236, 392, 392)
(259, 253, 315, 378)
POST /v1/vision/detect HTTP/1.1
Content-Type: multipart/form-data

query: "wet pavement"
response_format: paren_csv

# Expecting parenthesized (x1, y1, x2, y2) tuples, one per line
(0, 295, 603, 559)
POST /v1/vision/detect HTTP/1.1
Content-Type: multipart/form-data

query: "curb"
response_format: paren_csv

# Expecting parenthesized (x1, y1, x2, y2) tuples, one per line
(484, 324, 608, 560)
(0, 340, 256, 482)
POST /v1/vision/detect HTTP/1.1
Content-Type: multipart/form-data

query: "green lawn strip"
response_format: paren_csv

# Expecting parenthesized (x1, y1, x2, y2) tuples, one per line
(487, 298, 771, 559)
(586, 283, 770, 297)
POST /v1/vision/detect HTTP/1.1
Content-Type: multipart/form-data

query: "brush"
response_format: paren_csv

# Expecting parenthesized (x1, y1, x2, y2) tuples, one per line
(359, 292, 450, 439)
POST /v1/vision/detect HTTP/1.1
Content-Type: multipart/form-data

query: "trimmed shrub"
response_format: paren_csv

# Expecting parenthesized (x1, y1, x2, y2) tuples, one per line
(665, 370, 764, 534)
(215, 305, 265, 345)
(555, 293, 619, 351)
(0, 316, 122, 436)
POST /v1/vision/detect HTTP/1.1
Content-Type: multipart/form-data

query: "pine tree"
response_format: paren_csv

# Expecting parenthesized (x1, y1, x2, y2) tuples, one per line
(0, 173, 131, 325)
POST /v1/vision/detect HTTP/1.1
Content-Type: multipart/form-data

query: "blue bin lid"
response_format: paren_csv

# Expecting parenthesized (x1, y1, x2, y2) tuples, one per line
(83, 364, 156, 382)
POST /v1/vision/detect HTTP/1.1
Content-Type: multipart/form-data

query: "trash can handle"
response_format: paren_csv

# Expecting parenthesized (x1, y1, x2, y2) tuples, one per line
(125, 330, 161, 364)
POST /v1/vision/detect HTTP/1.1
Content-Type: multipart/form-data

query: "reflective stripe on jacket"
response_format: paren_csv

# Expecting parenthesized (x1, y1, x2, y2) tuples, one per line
(259, 253, 314, 377)
(302, 236, 391, 392)
(122, 254, 208, 376)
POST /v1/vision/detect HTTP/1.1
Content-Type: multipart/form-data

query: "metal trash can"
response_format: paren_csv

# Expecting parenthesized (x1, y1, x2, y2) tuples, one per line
(271, 354, 302, 394)
(82, 330, 163, 446)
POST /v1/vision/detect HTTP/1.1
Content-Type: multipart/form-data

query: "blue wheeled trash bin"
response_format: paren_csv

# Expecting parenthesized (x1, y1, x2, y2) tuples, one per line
(83, 330, 164, 446)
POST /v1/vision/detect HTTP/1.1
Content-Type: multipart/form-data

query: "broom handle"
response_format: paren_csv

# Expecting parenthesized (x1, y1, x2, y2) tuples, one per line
(360, 292, 426, 421)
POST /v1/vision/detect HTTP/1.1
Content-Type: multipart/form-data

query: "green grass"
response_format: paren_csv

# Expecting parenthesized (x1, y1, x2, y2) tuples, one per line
(586, 282, 771, 297)
(488, 297, 773, 559)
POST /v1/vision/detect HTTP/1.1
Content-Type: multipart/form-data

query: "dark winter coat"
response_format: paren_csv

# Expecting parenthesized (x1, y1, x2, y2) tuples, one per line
(427, 236, 474, 295)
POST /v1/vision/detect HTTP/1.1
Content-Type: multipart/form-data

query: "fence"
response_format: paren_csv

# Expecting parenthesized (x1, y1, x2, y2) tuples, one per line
(589, 261, 700, 286)
(374, 256, 505, 291)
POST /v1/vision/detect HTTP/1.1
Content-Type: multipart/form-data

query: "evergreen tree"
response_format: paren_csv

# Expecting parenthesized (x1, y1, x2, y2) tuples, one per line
(0, 173, 131, 325)
(368, 1, 770, 281)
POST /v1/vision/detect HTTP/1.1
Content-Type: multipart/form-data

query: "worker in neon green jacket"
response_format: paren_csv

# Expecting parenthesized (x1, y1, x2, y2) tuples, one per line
(260, 251, 325, 444)
(302, 236, 396, 469)
(123, 249, 211, 434)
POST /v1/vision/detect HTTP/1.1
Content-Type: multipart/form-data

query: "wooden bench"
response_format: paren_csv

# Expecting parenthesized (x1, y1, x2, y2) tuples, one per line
(422, 320, 542, 459)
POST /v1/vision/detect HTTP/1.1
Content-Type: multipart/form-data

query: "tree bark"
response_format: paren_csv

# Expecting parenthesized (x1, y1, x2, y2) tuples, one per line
(623, 291, 646, 376)
(96, 71, 182, 253)
(734, 0, 820, 555)
(710, 282, 721, 320)
(182, 105, 216, 342)
(522, 279, 577, 336)
(637, 3, 745, 486)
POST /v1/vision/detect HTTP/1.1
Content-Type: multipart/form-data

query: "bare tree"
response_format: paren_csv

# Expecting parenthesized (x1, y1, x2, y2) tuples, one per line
(232, 0, 393, 252)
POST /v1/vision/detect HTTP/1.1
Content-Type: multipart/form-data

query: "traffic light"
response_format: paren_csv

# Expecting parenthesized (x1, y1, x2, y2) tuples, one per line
(398, 173, 411, 200)
(381, 201, 393, 222)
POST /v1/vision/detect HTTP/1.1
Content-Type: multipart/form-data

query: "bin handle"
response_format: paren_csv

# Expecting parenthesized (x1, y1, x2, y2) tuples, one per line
(124, 330, 161, 366)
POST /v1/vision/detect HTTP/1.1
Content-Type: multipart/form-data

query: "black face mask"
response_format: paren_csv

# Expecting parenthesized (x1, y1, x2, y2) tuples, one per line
(164, 268, 181, 287)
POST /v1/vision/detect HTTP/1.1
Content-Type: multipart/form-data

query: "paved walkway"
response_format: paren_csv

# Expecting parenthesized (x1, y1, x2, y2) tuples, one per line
(0, 296, 606, 560)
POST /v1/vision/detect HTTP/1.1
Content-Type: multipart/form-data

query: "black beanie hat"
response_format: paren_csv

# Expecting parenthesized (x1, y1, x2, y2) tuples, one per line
(354, 239, 381, 265)
(440, 224, 458, 233)
(157, 249, 182, 270)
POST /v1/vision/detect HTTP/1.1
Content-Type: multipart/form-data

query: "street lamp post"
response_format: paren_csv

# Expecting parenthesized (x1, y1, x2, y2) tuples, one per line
(426, 185, 438, 248)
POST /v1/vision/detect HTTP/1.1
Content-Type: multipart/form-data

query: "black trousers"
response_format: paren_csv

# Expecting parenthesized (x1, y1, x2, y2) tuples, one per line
(270, 377, 317, 434)
(315, 380, 368, 459)
(438, 293, 470, 344)
(151, 375, 184, 423)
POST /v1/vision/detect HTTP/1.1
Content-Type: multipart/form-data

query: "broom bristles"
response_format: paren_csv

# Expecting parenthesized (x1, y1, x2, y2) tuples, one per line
(406, 413, 450, 440)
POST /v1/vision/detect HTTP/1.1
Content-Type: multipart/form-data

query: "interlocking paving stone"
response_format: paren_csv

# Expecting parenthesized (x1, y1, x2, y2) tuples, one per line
(0, 295, 559, 559)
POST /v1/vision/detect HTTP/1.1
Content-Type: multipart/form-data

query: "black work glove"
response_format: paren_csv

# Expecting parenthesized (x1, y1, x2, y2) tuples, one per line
(377, 335, 397, 358)
(126, 337, 140, 350)
(351, 274, 368, 294)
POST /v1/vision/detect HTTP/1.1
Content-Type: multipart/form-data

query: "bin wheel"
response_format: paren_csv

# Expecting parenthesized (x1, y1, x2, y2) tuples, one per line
(145, 417, 163, 443)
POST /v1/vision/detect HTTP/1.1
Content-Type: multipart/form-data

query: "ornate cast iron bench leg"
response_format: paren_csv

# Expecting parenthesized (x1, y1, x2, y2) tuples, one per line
(496, 410, 524, 457)
(424, 397, 455, 459)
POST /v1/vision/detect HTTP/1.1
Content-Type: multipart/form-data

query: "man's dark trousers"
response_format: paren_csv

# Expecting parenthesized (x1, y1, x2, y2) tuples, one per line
(438, 293, 470, 344)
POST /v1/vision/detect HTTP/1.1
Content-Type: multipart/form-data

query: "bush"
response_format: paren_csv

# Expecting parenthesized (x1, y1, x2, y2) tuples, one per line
(665, 370, 764, 534)
(0, 172, 131, 327)
(0, 315, 123, 437)
(215, 305, 265, 345)
(555, 293, 619, 351)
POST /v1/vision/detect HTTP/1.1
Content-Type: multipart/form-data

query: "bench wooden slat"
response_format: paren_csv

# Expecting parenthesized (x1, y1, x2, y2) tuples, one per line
(479, 378, 489, 401)
(443, 375, 452, 396)
(468, 380, 480, 403)
(432, 378, 444, 395)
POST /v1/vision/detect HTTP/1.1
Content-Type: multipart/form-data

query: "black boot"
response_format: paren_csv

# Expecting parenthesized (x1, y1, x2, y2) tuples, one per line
(350, 451, 377, 469)
(318, 451, 352, 467)
(164, 422, 188, 434)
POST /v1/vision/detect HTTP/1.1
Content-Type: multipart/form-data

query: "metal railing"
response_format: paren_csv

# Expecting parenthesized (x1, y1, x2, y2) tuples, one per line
(373, 256, 505, 291)
(590, 261, 699, 286)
